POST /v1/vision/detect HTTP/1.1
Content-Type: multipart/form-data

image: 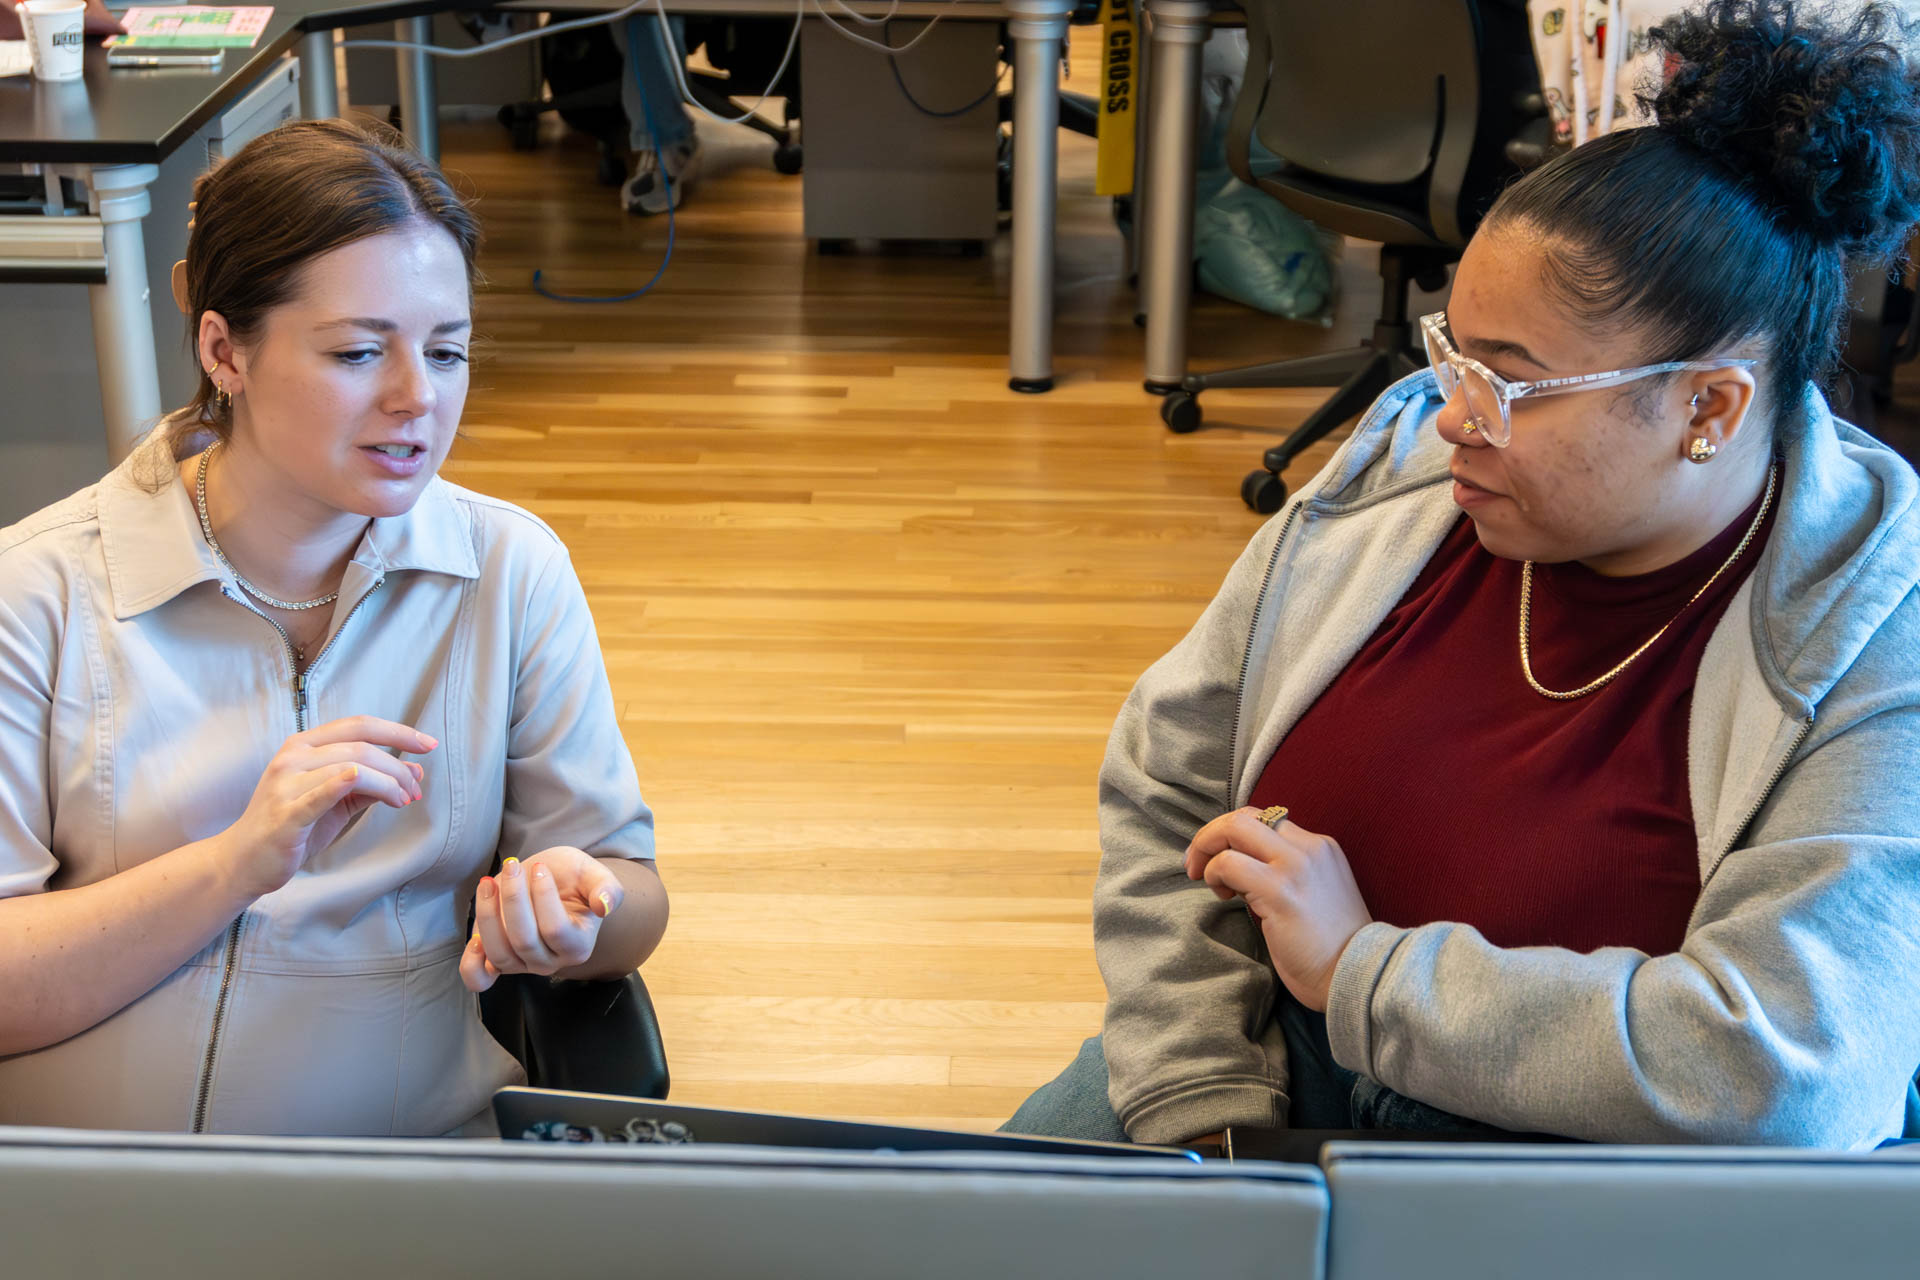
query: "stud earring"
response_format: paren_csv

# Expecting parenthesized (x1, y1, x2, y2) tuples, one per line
(1688, 436, 1718, 464)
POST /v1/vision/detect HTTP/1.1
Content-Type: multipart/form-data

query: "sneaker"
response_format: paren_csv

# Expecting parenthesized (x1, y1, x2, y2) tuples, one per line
(622, 134, 701, 216)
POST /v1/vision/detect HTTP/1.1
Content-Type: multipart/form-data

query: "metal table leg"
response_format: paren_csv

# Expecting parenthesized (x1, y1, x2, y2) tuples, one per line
(1004, 0, 1073, 393)
(85, 165, 163, 464)
(298, 29, 340, 118)
(396, 16, 440, 163)
(1140, 0, 1208, 393)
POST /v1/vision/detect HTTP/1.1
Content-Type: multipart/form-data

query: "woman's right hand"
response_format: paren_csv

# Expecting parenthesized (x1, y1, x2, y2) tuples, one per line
(217, 716, 436, 899)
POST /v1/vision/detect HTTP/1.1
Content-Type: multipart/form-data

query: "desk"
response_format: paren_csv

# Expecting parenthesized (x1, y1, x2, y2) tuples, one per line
(413, 0, 1078, 392)
(1, 0, 1078, 473)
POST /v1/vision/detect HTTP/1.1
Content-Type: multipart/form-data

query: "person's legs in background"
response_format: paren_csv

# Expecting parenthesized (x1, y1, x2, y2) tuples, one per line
(612, 15, 702, 215)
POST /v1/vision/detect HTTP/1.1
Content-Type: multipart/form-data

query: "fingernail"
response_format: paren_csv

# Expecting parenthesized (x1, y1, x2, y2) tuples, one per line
(596, 890, 614, 918)
(478, 877, 494, 899)
(502, 857, 521, 879)
(531, 865, 549, 881)
(418, 733, 438, 750)
(345, 764, 359, 780)
(469, 931, 481, 947)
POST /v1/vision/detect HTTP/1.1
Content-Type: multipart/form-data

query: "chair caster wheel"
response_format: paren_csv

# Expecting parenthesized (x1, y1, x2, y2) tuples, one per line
(774, 143, 804, 175)
(1242, 470, 1288, 514)
(1161, 391, 1202, 433)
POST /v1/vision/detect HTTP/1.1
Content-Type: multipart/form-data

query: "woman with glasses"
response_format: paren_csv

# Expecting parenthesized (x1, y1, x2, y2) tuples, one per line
(1007, 0, 1920, 1148)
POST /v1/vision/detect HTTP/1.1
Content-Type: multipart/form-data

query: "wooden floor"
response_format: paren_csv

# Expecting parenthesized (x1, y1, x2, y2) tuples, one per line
(414, 49, 1444, 1131)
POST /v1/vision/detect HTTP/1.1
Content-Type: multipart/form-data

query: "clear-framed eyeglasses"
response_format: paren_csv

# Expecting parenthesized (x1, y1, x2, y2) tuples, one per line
(1418, 311, 1756, 447)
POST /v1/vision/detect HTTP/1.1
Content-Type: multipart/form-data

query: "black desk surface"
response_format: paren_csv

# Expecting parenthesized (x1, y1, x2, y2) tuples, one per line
(0, 0, 488, 165)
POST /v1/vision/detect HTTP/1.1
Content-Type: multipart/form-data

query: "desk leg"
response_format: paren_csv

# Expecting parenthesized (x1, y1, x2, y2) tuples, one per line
(1004, 0, 1073, 393)
(299, 30, 340, 118)
(1140, 0, 1208, 393)
(85, 165, 163, 464)
(396, 17, 440, 163)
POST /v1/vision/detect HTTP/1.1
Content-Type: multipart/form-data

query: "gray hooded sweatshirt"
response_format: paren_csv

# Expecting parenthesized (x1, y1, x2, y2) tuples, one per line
(1094, 374, 1920, 1149)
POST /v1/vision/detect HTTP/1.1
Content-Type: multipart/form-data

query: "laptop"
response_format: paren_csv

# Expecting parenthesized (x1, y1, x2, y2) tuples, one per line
(493, 1087, 1202, 1162)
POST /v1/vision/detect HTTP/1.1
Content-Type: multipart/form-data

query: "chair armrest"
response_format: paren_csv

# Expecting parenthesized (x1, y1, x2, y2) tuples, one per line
(479, 971, 670, 1100)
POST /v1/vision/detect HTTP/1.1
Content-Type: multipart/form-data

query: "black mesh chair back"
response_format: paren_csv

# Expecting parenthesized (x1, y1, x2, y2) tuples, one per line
(1229, 0, 1502, 247)
(1163, 0, 1545, 512)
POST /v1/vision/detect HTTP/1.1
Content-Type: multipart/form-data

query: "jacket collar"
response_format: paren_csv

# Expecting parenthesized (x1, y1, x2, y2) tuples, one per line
(1307, 372, 1920, 716)
(98, 433, 482, 622)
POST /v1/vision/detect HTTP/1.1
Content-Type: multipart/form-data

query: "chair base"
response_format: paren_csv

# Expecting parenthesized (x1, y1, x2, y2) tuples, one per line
(1155, 244, 1452, 513)
(1236, 344, 1423, 512)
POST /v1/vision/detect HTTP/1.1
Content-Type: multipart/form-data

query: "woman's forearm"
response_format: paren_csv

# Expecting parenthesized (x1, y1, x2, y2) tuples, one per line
(560, 857, 668, 982)
(0, 835, 257, 1056)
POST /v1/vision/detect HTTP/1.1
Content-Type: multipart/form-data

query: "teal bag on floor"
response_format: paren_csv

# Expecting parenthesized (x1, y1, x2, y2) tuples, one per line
(1193, 171, 1336, 323)
(1190, 32, 1337, 323)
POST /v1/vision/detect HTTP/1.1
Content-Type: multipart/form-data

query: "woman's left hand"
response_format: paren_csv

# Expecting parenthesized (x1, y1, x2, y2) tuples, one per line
(461, 847, 626, 993)
(1184, 808, 1373, 1013)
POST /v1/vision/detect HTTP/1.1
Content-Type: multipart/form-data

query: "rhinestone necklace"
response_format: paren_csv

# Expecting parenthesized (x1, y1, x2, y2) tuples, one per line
(1519, 462, 1777, 701)
(194, 445, 340, 613)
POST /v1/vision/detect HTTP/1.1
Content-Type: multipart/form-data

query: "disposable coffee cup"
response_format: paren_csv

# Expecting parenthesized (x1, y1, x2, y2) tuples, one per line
(20, 0, 88, 82)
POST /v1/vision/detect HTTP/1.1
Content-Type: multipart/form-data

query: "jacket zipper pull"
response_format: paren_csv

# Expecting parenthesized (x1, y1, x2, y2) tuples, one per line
(294, 671, 308, 720)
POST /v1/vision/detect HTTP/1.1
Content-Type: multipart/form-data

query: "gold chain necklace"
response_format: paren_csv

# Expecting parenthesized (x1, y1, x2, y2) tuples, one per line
(1519, 462, 1777, 701)
(195, 444, 340, 613)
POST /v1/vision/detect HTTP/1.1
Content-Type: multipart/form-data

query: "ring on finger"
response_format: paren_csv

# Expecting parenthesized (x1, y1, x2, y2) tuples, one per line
(1259, 805, 1289, 830)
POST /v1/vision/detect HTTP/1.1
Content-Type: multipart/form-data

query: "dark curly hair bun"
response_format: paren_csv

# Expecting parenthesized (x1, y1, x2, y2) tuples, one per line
(1650, 0, 1920, 261)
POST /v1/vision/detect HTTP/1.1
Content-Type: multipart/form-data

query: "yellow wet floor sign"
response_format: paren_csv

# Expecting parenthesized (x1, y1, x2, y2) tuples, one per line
(1096, 0, 1137, 195)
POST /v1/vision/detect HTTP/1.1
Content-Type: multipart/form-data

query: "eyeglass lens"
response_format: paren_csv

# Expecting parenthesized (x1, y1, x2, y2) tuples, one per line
(1424, 322, 1507, 444)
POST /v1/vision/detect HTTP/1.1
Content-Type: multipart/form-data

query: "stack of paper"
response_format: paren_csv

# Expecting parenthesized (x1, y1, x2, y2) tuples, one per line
(106, 6, 272, 48)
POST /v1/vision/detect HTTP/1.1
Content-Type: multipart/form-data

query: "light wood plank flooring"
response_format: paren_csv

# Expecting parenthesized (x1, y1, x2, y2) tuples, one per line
(418, 48, 1420, 1129)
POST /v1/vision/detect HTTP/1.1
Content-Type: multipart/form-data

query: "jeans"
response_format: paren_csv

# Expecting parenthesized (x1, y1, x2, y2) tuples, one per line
(612, 15, 696, 151)
(1001, 990, 1509, 1141)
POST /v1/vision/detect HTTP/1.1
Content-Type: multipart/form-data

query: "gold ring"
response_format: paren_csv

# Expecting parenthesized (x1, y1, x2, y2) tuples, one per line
(1462, 421, 1479, 435)
(1258, 805, 1289, 830)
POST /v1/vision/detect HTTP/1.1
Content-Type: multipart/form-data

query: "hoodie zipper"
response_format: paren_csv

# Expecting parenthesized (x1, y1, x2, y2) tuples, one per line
(1701, 713, 1816, 886)
(191, 577, 386, 1134)
(1224, 505, 1303, 807)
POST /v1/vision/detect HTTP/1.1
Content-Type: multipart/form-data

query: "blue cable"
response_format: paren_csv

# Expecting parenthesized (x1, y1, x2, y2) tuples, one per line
(532, 15, 676, 303)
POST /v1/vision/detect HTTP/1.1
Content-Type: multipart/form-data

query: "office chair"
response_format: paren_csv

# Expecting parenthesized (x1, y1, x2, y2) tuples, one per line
(1156, 0, 1544, 514)
(479, 970, 672, 1099)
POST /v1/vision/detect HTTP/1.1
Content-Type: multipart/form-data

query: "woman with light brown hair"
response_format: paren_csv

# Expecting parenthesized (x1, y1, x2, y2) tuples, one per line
(0, 119, 667, 1136)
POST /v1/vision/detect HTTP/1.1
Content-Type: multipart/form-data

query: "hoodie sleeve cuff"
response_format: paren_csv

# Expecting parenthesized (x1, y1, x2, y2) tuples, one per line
(1123, 1081, 1287, 1146)
(1325, 921, 1409, 1079)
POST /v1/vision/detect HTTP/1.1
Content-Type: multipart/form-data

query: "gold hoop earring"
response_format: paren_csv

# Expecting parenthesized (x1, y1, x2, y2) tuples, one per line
(205, 363, 232, 412)
(1688, 437, 1718, 464)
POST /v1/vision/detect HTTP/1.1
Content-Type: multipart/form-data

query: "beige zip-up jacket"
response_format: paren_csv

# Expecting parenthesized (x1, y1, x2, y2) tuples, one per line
(0, 434, 655, 1136)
